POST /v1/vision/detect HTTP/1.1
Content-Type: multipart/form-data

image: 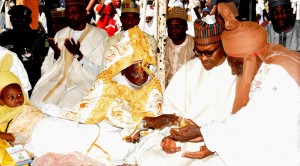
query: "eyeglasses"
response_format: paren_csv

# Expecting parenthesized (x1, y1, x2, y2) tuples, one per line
(167, 25, 184, 30)
(193, 44, 221, 57)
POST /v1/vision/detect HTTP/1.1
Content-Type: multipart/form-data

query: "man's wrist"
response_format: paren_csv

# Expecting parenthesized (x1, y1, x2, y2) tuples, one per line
(74, 54, 80, 59)
(74, 52, 83, 61)
(141, 119, 148, 128)
(142, 117, 153, 128)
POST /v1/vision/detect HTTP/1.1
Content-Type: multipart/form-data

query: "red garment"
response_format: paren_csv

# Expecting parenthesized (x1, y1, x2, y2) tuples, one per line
(96, 2, 118, 36)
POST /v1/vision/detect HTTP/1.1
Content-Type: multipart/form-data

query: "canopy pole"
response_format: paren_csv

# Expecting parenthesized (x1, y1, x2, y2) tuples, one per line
(156, 0, 167, 89)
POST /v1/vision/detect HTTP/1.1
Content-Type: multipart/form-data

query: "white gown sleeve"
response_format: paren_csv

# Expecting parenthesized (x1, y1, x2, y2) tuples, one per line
(200, 64, 300, 166)
(10, 52, 31, 96)
(78, 56, 101, 76)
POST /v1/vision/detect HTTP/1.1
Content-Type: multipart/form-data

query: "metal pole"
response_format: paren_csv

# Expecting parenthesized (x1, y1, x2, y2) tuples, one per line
(156, 0, 167, 89)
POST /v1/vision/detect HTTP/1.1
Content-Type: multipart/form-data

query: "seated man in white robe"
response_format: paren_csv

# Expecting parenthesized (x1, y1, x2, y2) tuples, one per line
(30, 0, 108, 108)
(170, 3, 300, 166)
(125, 15, 237, 166)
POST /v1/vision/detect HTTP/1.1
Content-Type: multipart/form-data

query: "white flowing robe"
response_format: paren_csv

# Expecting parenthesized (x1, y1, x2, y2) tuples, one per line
(0, 46, 31, 96)
(165, 34, 195, 87)
(201, 63, 300, 166)
(30, 24, 108, 108)
(27, 27, 162, 165)
(127, 58, 236, 166)
(26, 71, 162, 166)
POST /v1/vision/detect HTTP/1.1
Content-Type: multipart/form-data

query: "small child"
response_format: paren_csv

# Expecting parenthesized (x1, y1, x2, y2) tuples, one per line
(0, 83, 43, 145)
(0, 54, 43, 165)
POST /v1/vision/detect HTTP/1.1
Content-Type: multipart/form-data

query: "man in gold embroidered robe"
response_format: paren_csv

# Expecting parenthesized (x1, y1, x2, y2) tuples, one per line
(26, 26, 162, 165)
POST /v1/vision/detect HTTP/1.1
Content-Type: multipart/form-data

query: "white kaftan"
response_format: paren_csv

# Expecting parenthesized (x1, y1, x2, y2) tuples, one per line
(0, 46, 31, 96)
(30, 24, 108, 108)
(165, 34, 195, 87)
(26, 27, 162, 165)
(126, 58, 236, 166)
(201, 63, 300, 166)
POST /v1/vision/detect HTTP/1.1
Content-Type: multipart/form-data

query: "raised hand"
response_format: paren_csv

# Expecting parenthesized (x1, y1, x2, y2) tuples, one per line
(64, 38, 83, 60)
(49, 37, 61, 60)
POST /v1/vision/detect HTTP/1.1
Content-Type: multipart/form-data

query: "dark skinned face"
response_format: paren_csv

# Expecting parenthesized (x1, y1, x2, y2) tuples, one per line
(269, 5, 294, 32)
(167, 18, 187, 44)
(66, 5, 87, 30)
(120, 12, 140, 31)
(0, 84, 24, 108)
(146, 16, 153, 23)
(121, 62, 150, 86)
(227, 56, 244, 76)
(194, 42, 225, 70)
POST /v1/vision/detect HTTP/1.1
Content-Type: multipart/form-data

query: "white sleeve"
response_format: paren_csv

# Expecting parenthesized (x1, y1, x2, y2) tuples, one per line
(78, 55, 101, 76)
(41, 46, 56, 76)
(200, 65, 300, 165)
(162, 63, 189, 117)
(10, 53, 31, 96)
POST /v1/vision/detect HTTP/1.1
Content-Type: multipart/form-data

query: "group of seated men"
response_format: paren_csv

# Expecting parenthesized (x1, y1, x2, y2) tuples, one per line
(0, 0, 299, 165)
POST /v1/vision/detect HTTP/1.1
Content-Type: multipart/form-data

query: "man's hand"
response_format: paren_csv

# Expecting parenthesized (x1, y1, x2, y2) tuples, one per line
(143, 114, 180, 129)
(170, 119, 201, 142)
(125, 131, 140, 143)
(182, 145, 214, 159)
(49, 37, 61, 60)
(64, 38, 83, 60)
(160, 136, 181, 154)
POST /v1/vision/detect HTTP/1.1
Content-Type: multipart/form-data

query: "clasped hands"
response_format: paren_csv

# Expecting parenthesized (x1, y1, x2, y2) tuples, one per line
(161, 119, 214, 159)
(49, 37, 83, 61)
(125, 114, 180, 143)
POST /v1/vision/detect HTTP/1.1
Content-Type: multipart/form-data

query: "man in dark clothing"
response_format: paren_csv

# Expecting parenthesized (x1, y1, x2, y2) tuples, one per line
(0, 5, 49, 96)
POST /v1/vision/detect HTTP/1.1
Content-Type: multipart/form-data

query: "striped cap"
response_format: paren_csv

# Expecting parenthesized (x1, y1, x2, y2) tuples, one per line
(269, 0, 291, 8)
(194, 16, 224, 45)
(121, 0, 140, 14)
(167, 6, 188, 21)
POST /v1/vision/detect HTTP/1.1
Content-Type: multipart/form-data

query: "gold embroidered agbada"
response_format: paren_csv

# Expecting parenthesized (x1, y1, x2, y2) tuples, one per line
(38, 26, 162, 165)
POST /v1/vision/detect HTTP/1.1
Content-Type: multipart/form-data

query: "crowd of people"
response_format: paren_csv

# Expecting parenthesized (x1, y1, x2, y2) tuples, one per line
(0, 0, 299, 165)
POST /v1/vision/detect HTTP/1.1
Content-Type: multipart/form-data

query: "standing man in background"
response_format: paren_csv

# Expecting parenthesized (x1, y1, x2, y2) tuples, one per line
(0, 5, 49, 96)
(266, 0, 300, 51)
(165, 6, 195, 87)
(16, 0, 39, 30)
